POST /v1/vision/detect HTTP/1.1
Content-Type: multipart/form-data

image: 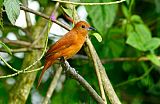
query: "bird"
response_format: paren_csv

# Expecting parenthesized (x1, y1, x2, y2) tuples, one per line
(37, 21, 95, 88)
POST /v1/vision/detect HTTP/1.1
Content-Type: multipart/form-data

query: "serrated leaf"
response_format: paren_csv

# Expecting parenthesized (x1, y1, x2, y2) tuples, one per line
(82, 0, 117, 35)
(92, 33, 102, 42)
(0, 41, 12, 55)
(147, 53, 160, 66)
(3, 0, 20, 25)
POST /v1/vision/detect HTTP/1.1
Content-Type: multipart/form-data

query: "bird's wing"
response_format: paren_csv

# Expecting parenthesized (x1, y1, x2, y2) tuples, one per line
(45, 30, 77, 58)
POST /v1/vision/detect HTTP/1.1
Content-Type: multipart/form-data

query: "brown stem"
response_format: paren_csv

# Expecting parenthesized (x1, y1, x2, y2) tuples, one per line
(85, 39, 121, 104)
(60, 59, 105, 104)
(22, 0, 32, 27)
(20, 5, 71, 31)
(0, 38, 43, 49)
(102, 56, 155, 63)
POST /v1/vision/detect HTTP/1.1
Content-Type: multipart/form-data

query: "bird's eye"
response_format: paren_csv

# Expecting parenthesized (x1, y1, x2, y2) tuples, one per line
(81, 25, 85, 28)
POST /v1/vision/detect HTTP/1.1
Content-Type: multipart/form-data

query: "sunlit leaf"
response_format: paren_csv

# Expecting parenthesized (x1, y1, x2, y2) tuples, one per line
(91, 33, 102, 42)
(3, 0, 20, 25)
(122, 5, 130, 18)
(126, 24, 152, 51)
(147, 53, 160, 66)
(131, 15, 143, 23)
(144, 38, 160, 51)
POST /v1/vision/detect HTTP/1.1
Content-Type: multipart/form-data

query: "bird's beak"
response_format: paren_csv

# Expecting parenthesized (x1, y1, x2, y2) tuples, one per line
(88, 27, 96, 31)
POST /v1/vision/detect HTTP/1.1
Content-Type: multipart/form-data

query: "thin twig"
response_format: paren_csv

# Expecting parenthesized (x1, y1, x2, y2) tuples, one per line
(20, 5, 71, 31)
(52, 0, 125, 6)
(22, 0, 32, 27)
(0, 55, 18, 72)
(60, 59, 105, 104)
(0, 66, 43, 78)
(30, 23, 48, 48)
(70, 5, 107, 103)
(102, 56, 159, 63)
(116, 66, 154, 87)
(87, 37, 107, 104)
(11, 4, 121, 103)
(85, 39, 121, 104)
(0, 22, 48, 78)
(0, 38, 42, 49)
(42, 67, 62, 104)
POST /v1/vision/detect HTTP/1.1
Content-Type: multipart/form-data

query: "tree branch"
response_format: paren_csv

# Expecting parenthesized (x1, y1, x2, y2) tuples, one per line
(60, 58, 105, 104)
(85, 39, 121, 104)
(0, 38, 43, 49)
(20, 5, 71, 31)
(19, 4, 121, 104)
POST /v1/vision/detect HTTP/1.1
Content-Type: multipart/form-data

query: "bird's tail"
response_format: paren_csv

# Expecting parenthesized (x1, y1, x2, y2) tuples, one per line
(37, 60, 53, 88)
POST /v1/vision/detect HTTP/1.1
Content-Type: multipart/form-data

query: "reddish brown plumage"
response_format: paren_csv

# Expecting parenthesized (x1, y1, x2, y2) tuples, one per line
(37, 21, 93, 88)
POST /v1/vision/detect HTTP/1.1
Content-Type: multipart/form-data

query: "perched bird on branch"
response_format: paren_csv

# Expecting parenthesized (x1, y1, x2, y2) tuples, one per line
(37, 21, 95, 87)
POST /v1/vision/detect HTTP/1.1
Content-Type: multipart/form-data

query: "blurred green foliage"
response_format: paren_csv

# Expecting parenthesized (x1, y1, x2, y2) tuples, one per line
(0, 0, 160, 104)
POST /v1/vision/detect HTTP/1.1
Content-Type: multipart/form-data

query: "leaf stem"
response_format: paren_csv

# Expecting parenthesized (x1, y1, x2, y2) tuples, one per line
(52, 0, 125, 6)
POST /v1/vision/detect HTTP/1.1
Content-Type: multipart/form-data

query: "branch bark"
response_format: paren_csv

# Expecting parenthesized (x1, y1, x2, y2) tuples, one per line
(60, 59, 105, 104)
(85, 39, 121, 104)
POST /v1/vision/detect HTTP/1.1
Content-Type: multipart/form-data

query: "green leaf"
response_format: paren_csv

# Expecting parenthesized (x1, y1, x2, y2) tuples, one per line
(147, 53, 160, 66)
(122, 5, 130, 18)
(103, 28, 125, 57)
(82, 0, 117, 35)
(126, 24, 152, 51)
(0, 41, 12, 55)
(155, 0, 160, 14)
(91, 33, 102, 42)
(0, 0, 3, 28)
(144, 38, 160, 51)
(61, 6, 73, 19)
(0, 0, 3, 7)
(131, 15, 143, 23)
(39, 0, 48, 6)
(126, 0, 130, 6)
(3, 0, 20, 25)
(0, 11, 3, 28)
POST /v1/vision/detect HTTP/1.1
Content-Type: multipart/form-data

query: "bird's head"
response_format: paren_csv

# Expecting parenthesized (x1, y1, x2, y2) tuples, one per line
(74, 21, 95, 35)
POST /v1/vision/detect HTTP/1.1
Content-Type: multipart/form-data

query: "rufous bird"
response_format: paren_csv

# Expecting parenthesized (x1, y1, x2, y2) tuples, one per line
(37, 21, 95, 88)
